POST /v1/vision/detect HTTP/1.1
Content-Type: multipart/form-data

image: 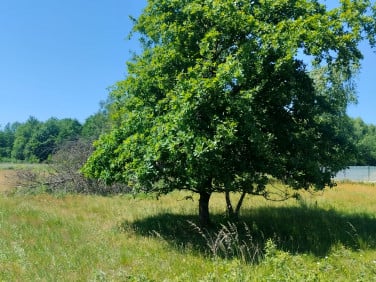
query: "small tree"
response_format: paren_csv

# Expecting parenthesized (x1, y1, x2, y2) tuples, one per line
(83, 0, 376, 225)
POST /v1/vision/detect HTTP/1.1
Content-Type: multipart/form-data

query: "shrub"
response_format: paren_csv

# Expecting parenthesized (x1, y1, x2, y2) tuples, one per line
(47, 139, 130, 195)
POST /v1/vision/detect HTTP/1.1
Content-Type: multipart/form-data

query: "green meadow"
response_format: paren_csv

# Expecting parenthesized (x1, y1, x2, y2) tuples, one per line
(1, 176, 376, 281)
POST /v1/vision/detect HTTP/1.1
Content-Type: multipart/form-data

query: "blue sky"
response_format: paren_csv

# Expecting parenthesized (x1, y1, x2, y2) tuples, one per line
(0, 0, 147, 126)
(0, 0, 375, 127)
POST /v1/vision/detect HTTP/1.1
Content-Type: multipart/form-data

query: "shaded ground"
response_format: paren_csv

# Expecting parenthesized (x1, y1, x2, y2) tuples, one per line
(122, 206, 376, 258)
(0, 170, 19, 193)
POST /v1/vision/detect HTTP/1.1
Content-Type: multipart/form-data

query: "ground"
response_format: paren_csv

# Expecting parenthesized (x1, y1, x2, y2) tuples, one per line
(0, 169, 19, 193)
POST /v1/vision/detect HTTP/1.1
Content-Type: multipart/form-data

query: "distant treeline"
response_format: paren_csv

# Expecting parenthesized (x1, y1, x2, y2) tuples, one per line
(0, 113, 375, 165)
(351, 118, 376, 166)
(0, 110, 108, 163)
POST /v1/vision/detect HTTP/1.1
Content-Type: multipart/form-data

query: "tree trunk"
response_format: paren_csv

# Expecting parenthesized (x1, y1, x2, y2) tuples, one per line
(234, 191, 246, 216)
(199, 191, 211, 226)
(225, 191, 235, 219)
(225, 190, 247, 221)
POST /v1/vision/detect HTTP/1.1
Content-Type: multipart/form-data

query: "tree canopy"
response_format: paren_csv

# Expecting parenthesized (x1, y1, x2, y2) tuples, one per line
(9, 117, 82, 162)
(0, 101, 111, 163)
(83, 0, 376, 225)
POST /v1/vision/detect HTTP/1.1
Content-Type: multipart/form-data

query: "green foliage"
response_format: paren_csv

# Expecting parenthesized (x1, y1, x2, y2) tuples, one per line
(351, 118, 376, 165)
(11, 116, 41, 161)
(84, 0, 376, 223)
(81, 112, 108, 141)
(0, 114, 109, 163)
(10, 117, 82, 162)
(81, 99, 112, 141)
(0, 122, 19, 160)
(0, 93, 115, 163)
(0, 99, 112, 163)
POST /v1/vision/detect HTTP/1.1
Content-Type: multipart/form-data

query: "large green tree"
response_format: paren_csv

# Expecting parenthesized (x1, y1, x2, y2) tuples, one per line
(83, 0, 376, 225)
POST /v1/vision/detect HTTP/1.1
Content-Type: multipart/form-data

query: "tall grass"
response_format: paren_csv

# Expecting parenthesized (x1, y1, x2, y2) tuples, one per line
(1, 183, 376, 280)
(188, 220, 263, 263)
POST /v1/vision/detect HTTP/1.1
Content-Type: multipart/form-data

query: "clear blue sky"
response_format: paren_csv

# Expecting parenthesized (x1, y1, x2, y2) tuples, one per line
(1, 1, 375, 127)
(0, 0, 147, 127)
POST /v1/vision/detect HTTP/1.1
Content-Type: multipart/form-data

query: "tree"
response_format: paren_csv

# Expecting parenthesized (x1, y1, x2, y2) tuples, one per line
(11, 117, 41, 161)
(55, 118, 82, 145)
(10, 117, 82, 162)
(0, 122, 19, 160)
(81, 113, 108, 141)
(83, 0, 376, 225)
(27, 118, 82, 162)
(81, 99, 112, 141)
(351, 118, 376, 165)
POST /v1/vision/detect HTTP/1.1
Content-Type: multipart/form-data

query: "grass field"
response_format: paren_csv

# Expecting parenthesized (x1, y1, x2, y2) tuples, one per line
(1, 167, 376, 281)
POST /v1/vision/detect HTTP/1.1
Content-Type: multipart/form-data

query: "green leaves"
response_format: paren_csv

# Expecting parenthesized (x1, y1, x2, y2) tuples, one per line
(84, 0, 375, 203)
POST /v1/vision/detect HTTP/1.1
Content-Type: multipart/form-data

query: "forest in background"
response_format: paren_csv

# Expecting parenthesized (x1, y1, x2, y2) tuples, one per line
(0, 109, 108, 163)
(0, 103, 129, 195)
(0, 111, 376, 166)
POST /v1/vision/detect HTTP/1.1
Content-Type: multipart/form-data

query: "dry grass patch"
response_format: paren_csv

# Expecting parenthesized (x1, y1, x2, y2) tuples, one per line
(303, 182, 376, 214)
(0, 169, 20, 193)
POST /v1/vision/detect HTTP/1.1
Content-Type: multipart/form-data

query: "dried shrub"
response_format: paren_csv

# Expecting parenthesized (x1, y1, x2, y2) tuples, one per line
(47, 139, 130, 195)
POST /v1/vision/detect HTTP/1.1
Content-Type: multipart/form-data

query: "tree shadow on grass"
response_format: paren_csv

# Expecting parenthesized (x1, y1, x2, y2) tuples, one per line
(120, 206, 376, 259)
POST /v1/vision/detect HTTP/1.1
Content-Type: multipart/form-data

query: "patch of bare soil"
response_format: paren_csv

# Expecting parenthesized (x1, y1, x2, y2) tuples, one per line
(0, 170, 20, 193)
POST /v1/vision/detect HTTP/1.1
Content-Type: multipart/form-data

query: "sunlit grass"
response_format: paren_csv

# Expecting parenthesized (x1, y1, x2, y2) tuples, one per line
(1, 183, 376, 280)
(0, 162, 46, 170)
